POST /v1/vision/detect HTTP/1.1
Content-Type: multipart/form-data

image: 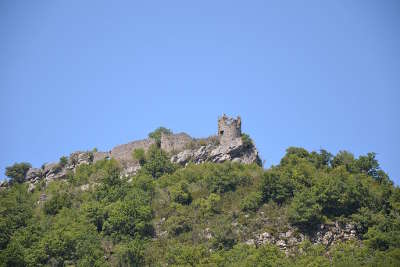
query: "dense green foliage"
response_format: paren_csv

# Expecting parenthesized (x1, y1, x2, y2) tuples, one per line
(5, 162, 31, 184)
(1, 146, 399, 266)
(241, 133, 254, 149)
(133, 144, 177, 179)
(148, 127, 172, 146)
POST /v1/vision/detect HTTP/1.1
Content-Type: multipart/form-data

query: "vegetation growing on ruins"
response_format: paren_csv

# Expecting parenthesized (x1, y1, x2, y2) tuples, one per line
(1, 144, 400, 266)
(148, 127, 172, 146)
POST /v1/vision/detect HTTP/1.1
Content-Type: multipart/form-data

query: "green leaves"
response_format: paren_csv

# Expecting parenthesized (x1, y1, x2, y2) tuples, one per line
(288, 189, 323, 230)
(241, 133, 254, 149)
(5, 162, 31, 184)
(103, 199, 152, 240)
(114, 239, 145, 267)
(43, 191, 72, 215)
(140, 144, 177, 179)
(148, 127, 172, 146)
(169, 181, 192, 205)
(240, 192, 262, 212)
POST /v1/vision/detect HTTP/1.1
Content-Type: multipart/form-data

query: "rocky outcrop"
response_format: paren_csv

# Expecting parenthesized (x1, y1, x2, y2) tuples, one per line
(245, 222, 358, 253)
(26, 168, 42, 183)
(171, 137, 261, 166)
(23, 151, 96, 191)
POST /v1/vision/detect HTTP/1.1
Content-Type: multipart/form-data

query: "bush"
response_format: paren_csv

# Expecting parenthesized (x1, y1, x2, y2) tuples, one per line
(194, 193, 221, 215)
(83, 202, 106, 232)
(240, 192, 262, 212)
(169, 181, 192, 205)
(115, 239, 145, 267)
(260, 170, 295, 204)
(103, 196, 153, 240)
(43, 192, 72, 215)
(68, 162, 93, 185)
(288, 189, 323, 230)
(0, 184, 34, 250)
(59, 156, 68, 167)
(205, 167, 242, 193)
(241, 133, 253, 149)
(39, 209, 105, 266)
(211, 223, 237, 250)
(5, 162, 31, 184)
(166, 243, 208, 266)
(148, 127, 172, 146)
(132, 148, 146, 166)
(166, 214, 192, 236)
(142, 145, 177, 179)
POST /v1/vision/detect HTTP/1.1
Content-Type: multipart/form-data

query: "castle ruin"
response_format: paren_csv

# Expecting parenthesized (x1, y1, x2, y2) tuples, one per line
(2, 114, 261, 190)
(218, 114, 242, 144)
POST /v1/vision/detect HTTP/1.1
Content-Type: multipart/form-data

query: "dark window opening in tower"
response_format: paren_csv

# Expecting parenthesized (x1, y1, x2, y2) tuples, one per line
(220, 130, 224, 135)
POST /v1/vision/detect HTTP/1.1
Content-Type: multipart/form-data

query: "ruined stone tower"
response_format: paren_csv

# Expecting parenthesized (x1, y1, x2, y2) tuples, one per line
(218, 114, 242, 144)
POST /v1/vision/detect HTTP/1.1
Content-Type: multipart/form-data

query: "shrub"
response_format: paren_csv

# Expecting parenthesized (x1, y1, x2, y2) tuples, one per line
(260, 170, 295, 204)
(83, 202, 106, 232)
(115, 239, 145, 267)
(69, 163, 93, 185)
(166, 214, 192, 236)
(241, 133, 253, 149)
(205, 169, 240, 193)
(240, 192, 262, 212)
(132, 148, 146, 166)
(211, 223, 237, 250)
(131, 174, 155, 195)
(39, 209, 105, 266)
(166, 243, 208, 266)
(43, 192, 72, 215)
(169, 181, 192, 205)
(59, 156, 68, 167)
(103, 196, 153, 240)
(0, 184, 34, 250)
(194, 193, 221, 215)
(148, 127, 172, 146)
(5, 162, 31, 184)
(142, 145, 177, 179)
(288, 189, 323, 231)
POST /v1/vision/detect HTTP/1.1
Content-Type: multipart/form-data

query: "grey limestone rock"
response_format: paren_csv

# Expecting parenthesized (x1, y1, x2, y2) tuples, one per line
(26, 168, 42, 182)
(171, 137, 261, 166)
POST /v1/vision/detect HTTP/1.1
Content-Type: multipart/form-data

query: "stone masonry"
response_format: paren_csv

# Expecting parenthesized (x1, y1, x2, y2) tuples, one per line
(218, 114, 242, 145)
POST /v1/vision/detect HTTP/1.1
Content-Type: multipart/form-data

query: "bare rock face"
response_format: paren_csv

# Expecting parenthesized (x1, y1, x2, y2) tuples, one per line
(247, 221, 358, 253)
(26, 168, 42, 183)
(171, 137, 261, 166)
(69, 151, 93, 167)
(311, 222, 357, 246)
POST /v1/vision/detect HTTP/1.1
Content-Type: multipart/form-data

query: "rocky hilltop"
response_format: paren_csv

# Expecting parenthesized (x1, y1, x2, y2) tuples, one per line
(1, 115, 260, 190)
(1, 115, 398, 266)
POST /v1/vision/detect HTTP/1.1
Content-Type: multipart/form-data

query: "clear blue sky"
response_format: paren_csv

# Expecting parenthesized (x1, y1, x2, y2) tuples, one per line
(1, 1, 399, 184)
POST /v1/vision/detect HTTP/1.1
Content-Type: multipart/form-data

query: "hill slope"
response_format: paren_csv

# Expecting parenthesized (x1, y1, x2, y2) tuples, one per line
(1, 135, 399, 266)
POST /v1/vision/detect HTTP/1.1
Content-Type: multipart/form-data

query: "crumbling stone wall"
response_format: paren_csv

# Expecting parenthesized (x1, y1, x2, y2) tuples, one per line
(218, 114, 242, 144)
(110, 139, 155, 163)
(161, 133, 192, 153)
